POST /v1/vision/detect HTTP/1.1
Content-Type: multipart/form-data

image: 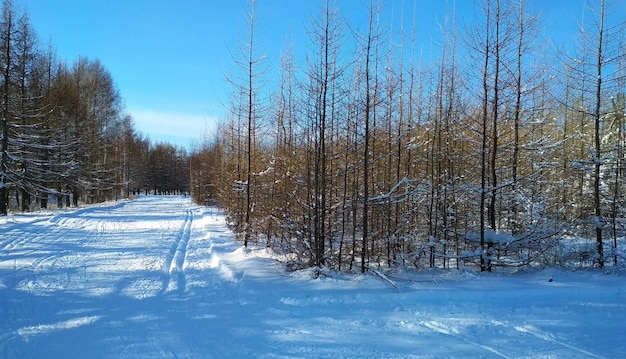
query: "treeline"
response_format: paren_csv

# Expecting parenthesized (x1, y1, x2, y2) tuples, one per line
(0, 0, 188, 214)
(191, 0, 625, 272)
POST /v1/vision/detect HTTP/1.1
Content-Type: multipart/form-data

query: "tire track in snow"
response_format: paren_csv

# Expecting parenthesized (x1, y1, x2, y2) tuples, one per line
(162, 209, 193, 294)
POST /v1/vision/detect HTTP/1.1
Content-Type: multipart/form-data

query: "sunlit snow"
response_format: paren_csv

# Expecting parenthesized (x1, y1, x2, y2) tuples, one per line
(0, 196, 624, 358)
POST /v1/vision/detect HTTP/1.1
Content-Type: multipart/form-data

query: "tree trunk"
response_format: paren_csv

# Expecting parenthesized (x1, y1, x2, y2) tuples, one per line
(593, 0, 605, 267)
(0, 1, 12, 216)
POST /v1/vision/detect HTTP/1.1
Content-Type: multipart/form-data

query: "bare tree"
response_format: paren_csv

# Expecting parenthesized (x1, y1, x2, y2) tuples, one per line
(0, 0, 16, 215)
(591, 0, 606, 267)
(303, 0, 344, 267)
(222, 0, 267, 247)
(563, 0, 625, 267)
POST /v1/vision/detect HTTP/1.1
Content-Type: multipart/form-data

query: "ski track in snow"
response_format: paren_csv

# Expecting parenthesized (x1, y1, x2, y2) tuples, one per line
(0, 195, 625, 358)
(513, 324, 607, 359)
(163, 208, 194, 295)
(420, 320, 514, 359)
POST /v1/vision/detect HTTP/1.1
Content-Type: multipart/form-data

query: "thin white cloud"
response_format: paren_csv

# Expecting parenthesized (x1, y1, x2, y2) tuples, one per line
(129, 109, 217, 147)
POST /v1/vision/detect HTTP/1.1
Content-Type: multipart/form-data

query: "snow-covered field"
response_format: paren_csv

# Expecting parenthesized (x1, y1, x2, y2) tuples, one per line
(0, 196, 624, 358)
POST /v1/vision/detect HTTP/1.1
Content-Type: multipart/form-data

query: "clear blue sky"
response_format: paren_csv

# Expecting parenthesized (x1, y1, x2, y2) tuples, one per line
(14, 0, 624, 149)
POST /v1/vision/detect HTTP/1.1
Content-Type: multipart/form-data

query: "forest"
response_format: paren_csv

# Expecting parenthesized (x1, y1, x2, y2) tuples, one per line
(1, 0, 624, 274)
(189, 0, 626, 272)
(0, 0, 190, 215)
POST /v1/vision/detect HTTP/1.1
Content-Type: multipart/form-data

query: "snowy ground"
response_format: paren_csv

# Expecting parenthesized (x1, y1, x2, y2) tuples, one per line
(0, 196, 624, 358)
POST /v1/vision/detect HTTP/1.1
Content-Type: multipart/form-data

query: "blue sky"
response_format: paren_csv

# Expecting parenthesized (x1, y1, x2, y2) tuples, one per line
(14, 0, 624, 149)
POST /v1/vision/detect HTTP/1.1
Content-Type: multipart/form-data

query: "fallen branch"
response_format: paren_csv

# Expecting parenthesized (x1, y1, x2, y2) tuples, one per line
(367, 267, 399, 291)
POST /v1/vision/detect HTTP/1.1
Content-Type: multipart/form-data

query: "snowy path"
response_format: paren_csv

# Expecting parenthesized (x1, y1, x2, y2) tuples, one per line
(0, 196, 624, 358)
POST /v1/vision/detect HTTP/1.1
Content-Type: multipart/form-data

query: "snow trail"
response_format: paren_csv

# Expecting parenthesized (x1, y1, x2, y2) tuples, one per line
(0, 196, 624, 358)
(164, 208, 194, 294)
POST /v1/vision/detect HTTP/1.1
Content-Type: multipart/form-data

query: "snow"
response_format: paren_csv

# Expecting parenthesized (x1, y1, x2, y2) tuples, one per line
(1, 195, 625, 358)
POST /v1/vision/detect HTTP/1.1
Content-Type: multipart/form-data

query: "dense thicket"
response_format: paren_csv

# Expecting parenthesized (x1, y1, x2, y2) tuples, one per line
(191, 0, 625, 271)
(0, 0, 188, 213)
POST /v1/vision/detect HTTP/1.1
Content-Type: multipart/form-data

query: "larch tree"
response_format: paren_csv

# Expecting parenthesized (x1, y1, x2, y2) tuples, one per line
(0, 0, 45, 214)
(0, 0, 16, 215)
(304, 0, 344, 267)
(565, 0, 625, 267)
(244, 0, 256, 248)
(471, 0, 494, 271)
(223, 0, 267, 248)
(360, 0, 376, 273)
(46, 62, 89, 207)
